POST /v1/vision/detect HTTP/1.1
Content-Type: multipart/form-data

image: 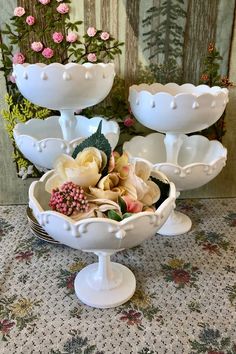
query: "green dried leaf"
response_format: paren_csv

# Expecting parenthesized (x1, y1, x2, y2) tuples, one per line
(118, 196, 127, 214)
(107, 210, 122, 221)
(72, 121, 111, 174)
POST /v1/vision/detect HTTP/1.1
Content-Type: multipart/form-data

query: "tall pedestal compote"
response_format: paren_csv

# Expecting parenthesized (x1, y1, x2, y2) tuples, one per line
(125, 83, 228, 236)
(13, 63, 119, 169)
(29, 170, 176, 308)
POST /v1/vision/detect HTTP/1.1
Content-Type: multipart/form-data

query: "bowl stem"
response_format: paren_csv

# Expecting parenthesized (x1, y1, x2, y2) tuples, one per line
(164, 133, 185, 164)
(59, 109, 77, 141)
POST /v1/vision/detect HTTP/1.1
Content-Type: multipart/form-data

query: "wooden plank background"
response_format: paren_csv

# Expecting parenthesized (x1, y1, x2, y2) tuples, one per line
(0, 0, 236, 204)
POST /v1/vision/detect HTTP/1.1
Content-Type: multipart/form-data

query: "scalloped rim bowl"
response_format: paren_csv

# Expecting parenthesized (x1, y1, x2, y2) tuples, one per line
(129, 83, 229, 134)
(13, 62, 115, 110)
(124, 133, 227, 191)
(29, 170, 176, 251)
(14, 115, 120, 169)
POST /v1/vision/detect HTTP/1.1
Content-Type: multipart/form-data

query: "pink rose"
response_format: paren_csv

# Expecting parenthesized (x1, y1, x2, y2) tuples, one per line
(12, 52, 25, 64)
(26, 16, 35, 25)
(38, 0, 51, 4)
(31, 41, 43, 52)
(124, 117, 135, 127)
(42, 47, 54, 59)
(52, 32, 64, 43)
(66, 32, 78, 43)
(56, 3, 69, 14)
(8, 74, 16, 84)
(122, 196, 143, 213)
(56, 0, 63, 1)
(87, 53, 97, 62)
(101, 32, 110, 41)
(87, 27, 97, 37)
(14, 7, 25, 17)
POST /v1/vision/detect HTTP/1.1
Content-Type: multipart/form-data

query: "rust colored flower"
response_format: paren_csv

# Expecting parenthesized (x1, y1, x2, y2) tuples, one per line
(172, 269, 190, 285)
(202, 243, 219, 254)
(208, 42, 215, 52)
(66, 274, 76, 290)
(208, 351, 225, 354)
(201, 73, 209, 82)
(0, 319, 15, 335)
(15, 251, 34, 261)
(120, 309, 142, 325)
(221, 76, 233, 88)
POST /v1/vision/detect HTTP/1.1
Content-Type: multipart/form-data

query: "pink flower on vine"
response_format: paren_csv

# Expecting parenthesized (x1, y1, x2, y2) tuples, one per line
(87, 53, 97, 62)
(26, 16, 35, 26)
(52, 32, 64, 43)
(66, 32, 78, 43)
(101, 32, 110, 41)
(124, 116, 135, 127)
(87, 27, 97, 37)
(31, 41, 43, 52)
(12, 52, 25, 64)
(57, 3, 69, 14)
(122, 195, 143, 213)
(42, 47, 54, 59)
(38, 0, 51, 4)
(14, 7, 25, 17)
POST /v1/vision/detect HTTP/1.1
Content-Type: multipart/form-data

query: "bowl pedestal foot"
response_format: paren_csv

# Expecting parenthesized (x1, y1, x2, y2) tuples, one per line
(74, 251, 136, 308)
(157, 210, 192, 236)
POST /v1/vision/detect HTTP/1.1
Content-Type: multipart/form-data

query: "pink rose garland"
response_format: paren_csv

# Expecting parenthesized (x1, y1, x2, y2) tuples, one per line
(101, 32, 110, 41)
(12, 52, 25, 64)
(42, 47, 54, 59)
(66, 32, 78, 43)
(26, 16, 35, 26)
(87, 27, 97, 37)
(31, 42, 43, 52)
(87, 53, 97, 62)
(57, 3, 69, 14)
(14, 7, 25, 17)
(52, 32, 64, 43)
(38, 0, 51, 4)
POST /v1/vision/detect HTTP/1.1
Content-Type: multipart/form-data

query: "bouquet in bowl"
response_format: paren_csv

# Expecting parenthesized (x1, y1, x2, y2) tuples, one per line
(45, 122, 170, 221)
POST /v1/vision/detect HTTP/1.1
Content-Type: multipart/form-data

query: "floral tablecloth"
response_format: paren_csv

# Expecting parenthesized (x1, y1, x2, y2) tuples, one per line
(0, 199, 236, 354)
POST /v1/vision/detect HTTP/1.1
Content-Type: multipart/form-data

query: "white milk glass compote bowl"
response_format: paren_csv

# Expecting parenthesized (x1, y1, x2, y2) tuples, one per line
(126, 83, 229, 236)
(12, 63, 119, 169)
(29, 170, 176, 308)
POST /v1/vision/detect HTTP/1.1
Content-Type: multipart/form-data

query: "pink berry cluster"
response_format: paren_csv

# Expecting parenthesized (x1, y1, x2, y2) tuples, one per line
(49, 182, 89, 216)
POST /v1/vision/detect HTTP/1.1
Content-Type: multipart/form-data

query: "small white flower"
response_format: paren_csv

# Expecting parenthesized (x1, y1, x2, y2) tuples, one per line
(18, 165, 34, 180)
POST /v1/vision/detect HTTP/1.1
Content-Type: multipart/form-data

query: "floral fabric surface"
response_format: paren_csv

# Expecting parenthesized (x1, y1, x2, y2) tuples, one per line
(0, 199, 236, 354)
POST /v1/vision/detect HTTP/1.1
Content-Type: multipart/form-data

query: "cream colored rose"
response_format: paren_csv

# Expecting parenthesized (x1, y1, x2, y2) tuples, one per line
(120, 159, 160, 206)
(45, 148, 106, 193)
(89, 172, 123, 201)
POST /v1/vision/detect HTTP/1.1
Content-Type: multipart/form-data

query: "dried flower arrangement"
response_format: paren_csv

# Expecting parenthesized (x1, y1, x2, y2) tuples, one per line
(45, 122, 170, 221)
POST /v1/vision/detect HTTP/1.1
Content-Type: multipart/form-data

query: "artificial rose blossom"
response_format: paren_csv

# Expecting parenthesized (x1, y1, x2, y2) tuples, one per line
(122, 195, 143, 213)
(101, 32, 110, 41)
(12, 52, 25, 64)
(38, 0, 51, 4)
(31, 41, 43, 52)
(45, 148, 107, 193)
(66, 32, 78, 43)
(57, 3, 69, 14)
(14, 7, 25, 17)
(87, 53, 97, 62)
(52, 32, 64, 43)
(124, 116, 135, 127)
(26, 16, 35, 26)
(42, 47, 54, 59)
(87, 27, 97, 37)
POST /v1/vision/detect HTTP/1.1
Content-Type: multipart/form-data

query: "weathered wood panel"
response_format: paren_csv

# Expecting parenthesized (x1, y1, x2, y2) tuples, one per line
(124, 0, 140, 87)
(83, 0, 96, 29)
(182, 0, 219, 84)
